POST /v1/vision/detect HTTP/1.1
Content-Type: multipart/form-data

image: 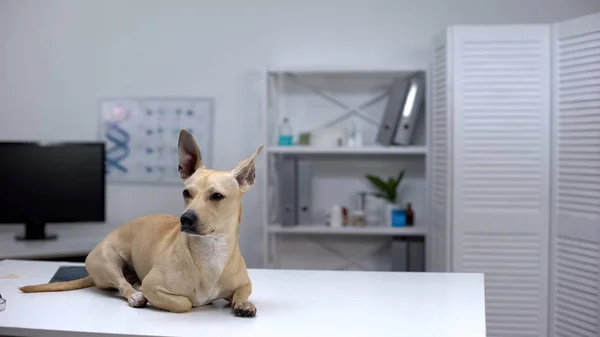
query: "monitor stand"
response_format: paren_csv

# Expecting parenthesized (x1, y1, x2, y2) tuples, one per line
(15, 221, 58, 241)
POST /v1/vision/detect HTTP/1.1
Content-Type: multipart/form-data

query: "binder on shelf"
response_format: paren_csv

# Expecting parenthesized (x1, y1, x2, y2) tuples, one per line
(376, 72, 425, 146)
(278, 156, 297, 227)
(297, 160, 312, 225)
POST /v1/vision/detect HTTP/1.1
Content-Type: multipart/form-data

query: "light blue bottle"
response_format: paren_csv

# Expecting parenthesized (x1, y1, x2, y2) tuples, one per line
(278, 117, 294, 146)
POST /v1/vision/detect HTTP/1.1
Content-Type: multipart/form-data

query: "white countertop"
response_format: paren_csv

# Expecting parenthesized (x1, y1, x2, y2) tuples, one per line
(0, 259, 486, 337)
(0, 224, 114, 260)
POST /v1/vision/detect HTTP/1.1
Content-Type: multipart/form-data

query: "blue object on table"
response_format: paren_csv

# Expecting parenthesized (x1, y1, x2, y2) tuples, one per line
(49, 266, 88, 283)
(391, 209, 407, 227)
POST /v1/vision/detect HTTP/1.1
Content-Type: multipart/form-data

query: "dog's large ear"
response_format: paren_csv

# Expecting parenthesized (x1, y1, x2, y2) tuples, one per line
(232, 145, 263, 193)
(178, 129, 203, 179)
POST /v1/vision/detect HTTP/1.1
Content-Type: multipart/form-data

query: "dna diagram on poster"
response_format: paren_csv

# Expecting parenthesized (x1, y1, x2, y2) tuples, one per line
(99, 97, 214, 184)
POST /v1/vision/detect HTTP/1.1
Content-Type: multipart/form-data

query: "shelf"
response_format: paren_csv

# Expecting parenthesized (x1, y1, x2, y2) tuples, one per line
(267, 224, 427, 236)
(266, 146, 427, 155)
(267, 64, 427, 74)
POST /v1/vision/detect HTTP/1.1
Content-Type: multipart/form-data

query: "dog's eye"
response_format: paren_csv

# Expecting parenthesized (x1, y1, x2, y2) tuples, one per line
(209, 193, 225, 201)
(183, 189, 192, 199)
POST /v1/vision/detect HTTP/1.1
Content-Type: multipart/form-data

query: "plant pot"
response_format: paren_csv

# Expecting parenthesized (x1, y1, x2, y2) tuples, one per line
(385, 203, 407, 227)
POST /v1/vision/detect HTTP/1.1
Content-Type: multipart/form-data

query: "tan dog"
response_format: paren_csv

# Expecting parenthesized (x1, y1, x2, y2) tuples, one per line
(20, 129, 263, 317)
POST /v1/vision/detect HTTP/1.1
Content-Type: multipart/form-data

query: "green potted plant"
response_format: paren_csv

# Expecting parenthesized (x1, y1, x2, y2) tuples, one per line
(366, 170, 405, 227)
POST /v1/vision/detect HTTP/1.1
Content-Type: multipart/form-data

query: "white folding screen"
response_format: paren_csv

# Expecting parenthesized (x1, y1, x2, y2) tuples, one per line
(431, 25, 552, 337)
(452, 25, 551, 337)
(429, 31, 452, 272)
(551, 12, 600, 337)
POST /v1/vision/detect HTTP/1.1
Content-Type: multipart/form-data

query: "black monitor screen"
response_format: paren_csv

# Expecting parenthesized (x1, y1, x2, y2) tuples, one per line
(0, 142, 105, 224)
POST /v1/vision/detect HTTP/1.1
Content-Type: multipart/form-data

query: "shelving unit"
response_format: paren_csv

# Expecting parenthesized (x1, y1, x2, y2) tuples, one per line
(262, 66, 429, 271)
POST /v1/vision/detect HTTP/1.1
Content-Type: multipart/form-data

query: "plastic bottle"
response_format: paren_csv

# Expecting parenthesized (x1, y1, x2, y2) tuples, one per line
(278, 117, 294, 146)
(330, 204, 343, 228)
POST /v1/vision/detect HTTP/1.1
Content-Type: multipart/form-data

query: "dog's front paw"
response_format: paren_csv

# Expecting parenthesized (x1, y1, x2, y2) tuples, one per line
(233, 301, 256, 317)
(128, 291, 148, 308)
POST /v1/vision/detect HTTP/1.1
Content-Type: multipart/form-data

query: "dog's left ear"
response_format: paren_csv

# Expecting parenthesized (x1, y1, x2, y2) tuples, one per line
(232, 145, 264, 193)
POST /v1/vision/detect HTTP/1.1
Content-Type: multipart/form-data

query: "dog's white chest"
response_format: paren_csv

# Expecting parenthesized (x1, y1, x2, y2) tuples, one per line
(189, 234, 228, 307)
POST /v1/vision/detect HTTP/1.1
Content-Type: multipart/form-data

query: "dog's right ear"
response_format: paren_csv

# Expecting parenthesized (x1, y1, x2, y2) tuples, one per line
(178, 129, 203, 179)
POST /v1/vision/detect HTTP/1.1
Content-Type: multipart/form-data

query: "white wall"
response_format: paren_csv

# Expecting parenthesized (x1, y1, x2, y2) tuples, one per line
(1, 0, 599, 267)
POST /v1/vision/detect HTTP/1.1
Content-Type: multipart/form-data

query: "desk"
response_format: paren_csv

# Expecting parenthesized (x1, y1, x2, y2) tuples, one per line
(0, 260, 486, 337)
(0, 225, 114, 260)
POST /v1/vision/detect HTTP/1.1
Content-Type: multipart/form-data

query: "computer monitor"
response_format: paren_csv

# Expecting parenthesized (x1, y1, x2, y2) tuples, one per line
(0, 142, 106, 241)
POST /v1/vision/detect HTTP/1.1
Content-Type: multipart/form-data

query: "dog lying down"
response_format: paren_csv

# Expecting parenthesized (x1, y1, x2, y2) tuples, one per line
(20, 129, 263, 318)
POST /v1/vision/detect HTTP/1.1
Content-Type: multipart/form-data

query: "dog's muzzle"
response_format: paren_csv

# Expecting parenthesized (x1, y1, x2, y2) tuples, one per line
(180, 211, 199, 234)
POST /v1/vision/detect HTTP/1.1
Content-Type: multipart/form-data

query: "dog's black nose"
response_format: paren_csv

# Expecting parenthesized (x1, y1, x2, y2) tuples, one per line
(180, 211, 198, 233)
